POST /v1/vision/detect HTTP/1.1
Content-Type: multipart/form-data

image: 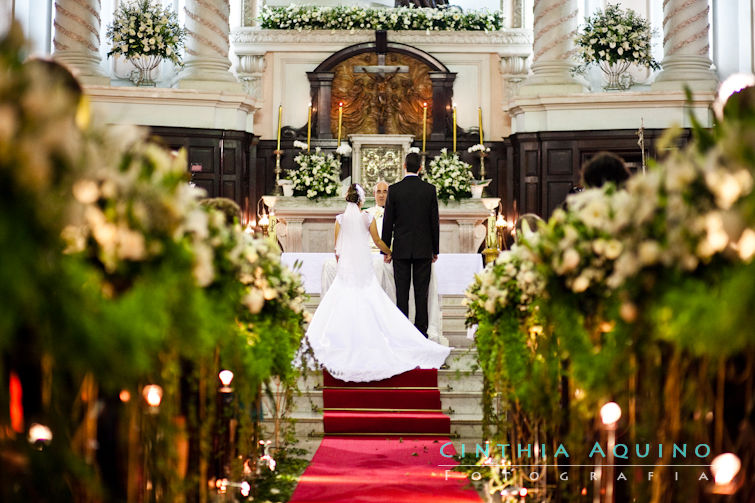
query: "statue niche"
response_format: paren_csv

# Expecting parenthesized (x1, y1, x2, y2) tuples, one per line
(330, 52, 433, 138)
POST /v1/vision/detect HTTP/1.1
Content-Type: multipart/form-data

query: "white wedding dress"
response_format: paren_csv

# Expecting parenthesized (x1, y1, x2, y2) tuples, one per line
(303, 202, 451, 382)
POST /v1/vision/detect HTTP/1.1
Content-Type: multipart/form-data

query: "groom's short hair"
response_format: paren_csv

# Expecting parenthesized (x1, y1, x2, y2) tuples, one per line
(405, 153, 421, 173)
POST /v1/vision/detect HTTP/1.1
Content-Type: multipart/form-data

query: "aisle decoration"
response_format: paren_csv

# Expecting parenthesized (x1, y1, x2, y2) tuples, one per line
(290, 144, 342, 199)
(0, 24, 307, 502)
(466, 80, 755, 500)
(106, 0, 185, 85)
(574, 3, 660, 89)
(259, 5, 504, 32)
(424, 148, 473, 201)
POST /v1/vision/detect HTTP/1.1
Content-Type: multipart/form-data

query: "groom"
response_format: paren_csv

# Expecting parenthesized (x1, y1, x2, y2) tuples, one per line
(381, 152, 440, 337)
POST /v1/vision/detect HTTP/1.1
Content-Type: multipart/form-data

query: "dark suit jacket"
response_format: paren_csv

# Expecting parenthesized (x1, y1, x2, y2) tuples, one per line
(381, 175, 439, 260)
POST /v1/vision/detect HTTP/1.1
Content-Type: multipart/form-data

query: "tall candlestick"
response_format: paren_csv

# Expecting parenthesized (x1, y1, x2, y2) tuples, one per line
(307, 104, 312, 152)
(337, 102, 343, 147)
(478, 106, 483, 144)
(276, 105, 282, 151)
(452, 105, 457, 152)
(422, 102, 427, 152)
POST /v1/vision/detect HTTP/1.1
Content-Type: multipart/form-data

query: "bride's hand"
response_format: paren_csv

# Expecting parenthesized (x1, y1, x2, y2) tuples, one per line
(383, 253, 392, 263)
(335, 253, 339, 262)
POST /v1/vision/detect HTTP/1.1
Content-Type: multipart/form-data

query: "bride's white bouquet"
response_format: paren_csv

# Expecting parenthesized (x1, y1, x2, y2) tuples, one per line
(290, 147, 342, 199)
(424, 148, 473, 201)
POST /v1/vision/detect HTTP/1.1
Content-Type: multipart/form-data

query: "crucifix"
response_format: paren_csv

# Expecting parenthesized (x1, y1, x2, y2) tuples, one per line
(353, 31, 409, 134)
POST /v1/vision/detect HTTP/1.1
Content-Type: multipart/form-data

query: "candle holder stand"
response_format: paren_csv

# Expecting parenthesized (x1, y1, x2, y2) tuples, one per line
(478, 150, 488, 181)
(273, 150, 283, 196)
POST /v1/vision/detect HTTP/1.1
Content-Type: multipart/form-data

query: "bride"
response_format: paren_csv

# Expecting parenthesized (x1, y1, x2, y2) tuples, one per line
(303, 183, 451, 382)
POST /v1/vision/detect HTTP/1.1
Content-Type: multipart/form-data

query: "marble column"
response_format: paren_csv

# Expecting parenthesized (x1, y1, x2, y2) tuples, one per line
(652, 0, 718, 91)
(52, 0, 110, 85)
(518, 0, 586, 96)
(176, 0, 242, 92)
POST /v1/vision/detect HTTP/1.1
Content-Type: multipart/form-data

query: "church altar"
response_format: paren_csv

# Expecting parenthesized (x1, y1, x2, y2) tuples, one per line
(272, 196, 489, 253)
(281, 252, 482, 296)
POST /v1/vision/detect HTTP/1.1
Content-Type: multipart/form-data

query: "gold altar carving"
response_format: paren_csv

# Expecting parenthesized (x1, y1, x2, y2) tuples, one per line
(360, 145, 404, 193)
(331, 52, 433, 137)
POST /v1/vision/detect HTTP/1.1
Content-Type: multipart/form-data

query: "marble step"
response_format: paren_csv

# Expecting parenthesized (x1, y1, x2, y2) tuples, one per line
(446, 330, 475, 348)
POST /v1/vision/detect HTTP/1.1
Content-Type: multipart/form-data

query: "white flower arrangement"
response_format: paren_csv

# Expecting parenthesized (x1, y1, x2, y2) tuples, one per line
(259, 5, 504, 32)
(466, 244, 545, 322)
(106, 0, 185, 66)
(335, 143, 352, 157)
(574, 3, 660, 74)
(424, 148, 473, 201)
(468, 144, 490, 154)
(293, 140, 308, 150)
(289, 147, 342, 200)
(407, 146, 421, 154)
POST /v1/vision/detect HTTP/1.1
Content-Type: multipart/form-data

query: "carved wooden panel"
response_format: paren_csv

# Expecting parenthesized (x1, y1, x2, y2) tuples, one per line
(331, 52, 433, 137)
(360, 145, 404, 192)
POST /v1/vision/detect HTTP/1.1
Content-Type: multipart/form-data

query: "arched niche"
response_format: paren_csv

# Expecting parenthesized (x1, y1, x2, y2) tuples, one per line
(307, 32, 456, 141)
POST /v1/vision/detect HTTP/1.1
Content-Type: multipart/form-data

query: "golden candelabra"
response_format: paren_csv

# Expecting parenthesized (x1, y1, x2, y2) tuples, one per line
(273, 150, 283, 195)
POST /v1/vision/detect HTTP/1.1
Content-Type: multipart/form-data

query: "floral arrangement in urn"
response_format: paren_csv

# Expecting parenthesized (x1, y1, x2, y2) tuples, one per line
(259, 5, 504, 32)
(574, 3, 660, 89)
(106, 0, 185, 84)
(424, 148, 473, 201)
(290, 145, 342, 199)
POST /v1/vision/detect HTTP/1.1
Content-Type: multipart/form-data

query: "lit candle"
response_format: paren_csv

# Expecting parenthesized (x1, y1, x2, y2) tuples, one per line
(276, 104, 282, 151)
(337, 102, 343, 147)
(452, 105, 457, 153)
(307, 103, 312, 152)
(478, 106, 483, 144)
(422, 102, 427, 152)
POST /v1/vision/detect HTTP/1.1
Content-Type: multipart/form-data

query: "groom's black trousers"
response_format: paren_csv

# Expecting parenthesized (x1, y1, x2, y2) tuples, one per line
(393, 258, 432, 337)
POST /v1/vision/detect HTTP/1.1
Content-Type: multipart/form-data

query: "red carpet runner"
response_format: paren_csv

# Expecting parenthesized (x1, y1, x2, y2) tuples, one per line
(289, 369, 481, 502)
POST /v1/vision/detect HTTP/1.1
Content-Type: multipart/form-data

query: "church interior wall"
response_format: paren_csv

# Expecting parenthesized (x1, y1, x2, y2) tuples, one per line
(8, 0, 755, 223)
(257, 46, 497, 141)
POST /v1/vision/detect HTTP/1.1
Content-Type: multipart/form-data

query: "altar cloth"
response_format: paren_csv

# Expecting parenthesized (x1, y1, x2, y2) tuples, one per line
(281, 253, 483, 296)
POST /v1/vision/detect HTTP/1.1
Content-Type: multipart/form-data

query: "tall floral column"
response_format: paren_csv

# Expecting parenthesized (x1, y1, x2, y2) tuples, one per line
(652, 0, 717, 91)
(175, 0, 242, 92)
(52, 0, 110, 85)
(518, 0, 586, 96)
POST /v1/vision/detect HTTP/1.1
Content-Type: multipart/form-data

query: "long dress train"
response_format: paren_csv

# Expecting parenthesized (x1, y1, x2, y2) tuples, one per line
(303, 202, 451, 382)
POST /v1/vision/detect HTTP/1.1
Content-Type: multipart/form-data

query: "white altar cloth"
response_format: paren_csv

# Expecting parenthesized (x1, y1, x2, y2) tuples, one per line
(281, 253, 483, 295)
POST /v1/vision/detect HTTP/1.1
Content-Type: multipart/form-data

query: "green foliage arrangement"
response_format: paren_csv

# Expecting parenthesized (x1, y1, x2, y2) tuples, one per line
(0, 24, 308, 502)
(259, 5, 505, 32)
(106, 0, 186, 65)
(424, 148, 473, 201)
(466, 83, 755, 499)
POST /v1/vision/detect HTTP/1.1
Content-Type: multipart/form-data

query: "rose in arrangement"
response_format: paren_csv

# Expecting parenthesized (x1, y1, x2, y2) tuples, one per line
(290, 146, 342, 199)
(259, 5, 504, 32)
(106, 0, 186, 66)
(424, 148, 473, 201)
